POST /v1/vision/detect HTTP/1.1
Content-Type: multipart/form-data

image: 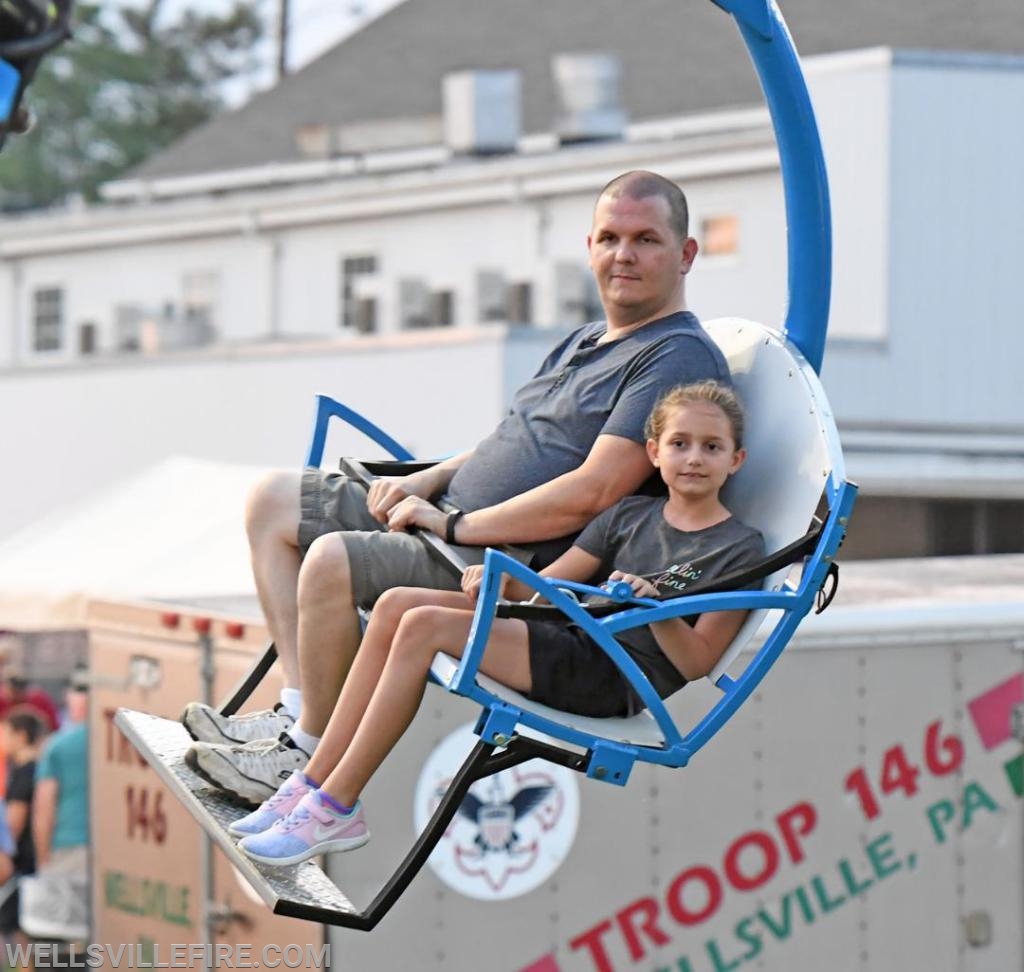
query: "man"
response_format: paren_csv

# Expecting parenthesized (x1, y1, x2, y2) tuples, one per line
(184, 170, 732, 803)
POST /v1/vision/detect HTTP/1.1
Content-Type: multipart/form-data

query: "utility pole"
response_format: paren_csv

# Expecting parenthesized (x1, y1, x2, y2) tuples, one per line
(277, 0, 289, 79)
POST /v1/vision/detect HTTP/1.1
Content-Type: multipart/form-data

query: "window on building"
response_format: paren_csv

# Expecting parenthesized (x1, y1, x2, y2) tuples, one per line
(507, 282, 533, 324)
(430, 290, 455, 328)
(32, 287, 64, 352)
(182, 271, 220, 345)
(399, 278, 431, 329)
(839, 496, 1024, 560)
(115, 305, 143, 352)
(78, 322, 97, 356)
(701, 215, 739, 257)
(340, 255, 378, 332)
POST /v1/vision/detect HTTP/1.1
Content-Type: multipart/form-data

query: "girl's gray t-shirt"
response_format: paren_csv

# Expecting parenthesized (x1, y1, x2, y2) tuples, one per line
(574, 495, 765, 697)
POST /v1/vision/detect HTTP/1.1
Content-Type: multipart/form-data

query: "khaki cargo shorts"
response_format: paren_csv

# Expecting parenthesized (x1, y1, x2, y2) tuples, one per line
(298, 469, 470, 609)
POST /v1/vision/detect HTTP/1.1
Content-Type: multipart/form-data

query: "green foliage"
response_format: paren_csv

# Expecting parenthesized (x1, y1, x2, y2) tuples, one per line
(0, 0, 263, 210)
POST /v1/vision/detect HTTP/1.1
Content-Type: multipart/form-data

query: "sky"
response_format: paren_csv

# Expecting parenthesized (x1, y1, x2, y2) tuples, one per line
(279, 0, 404, 70)
(156, 0, 407, 103)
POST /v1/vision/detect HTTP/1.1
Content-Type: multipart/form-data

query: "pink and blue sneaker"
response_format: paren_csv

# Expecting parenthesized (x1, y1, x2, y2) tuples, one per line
(238, 790, 370, 866)
(228, 770, 315, 838)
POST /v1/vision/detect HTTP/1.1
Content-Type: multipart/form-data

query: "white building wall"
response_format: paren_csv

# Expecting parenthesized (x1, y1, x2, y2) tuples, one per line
(0, 327, 555, 541)
(3, 50, 1023, 541)
(823, 52, 1024, 430)
(806, 49, 891, 343)
(8, 233, 277, 360)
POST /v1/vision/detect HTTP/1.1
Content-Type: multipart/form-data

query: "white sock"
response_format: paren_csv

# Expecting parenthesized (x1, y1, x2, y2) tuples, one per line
(279, 687, 302, 720)
(288, 724, 321, 755)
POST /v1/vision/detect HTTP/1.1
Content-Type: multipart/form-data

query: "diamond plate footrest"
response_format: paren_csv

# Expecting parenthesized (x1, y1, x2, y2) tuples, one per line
(114, 708, 366, 928)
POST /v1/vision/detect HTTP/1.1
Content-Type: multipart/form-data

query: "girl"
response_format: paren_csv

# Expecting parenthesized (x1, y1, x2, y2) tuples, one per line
(235, 381, 764, 866)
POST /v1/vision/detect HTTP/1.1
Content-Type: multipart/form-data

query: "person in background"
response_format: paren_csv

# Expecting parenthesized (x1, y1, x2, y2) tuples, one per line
(0, 797, 18, 962)
(1, 712, 45, 953)
(31, 670, 88, 940)
(0, 667, 60, 734)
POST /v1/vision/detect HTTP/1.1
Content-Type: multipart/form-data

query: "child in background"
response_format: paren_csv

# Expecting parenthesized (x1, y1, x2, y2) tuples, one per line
(236, 381, 764, 866)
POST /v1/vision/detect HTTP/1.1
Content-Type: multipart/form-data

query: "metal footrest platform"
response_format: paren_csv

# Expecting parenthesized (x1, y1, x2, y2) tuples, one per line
(114, 709, 364, 927)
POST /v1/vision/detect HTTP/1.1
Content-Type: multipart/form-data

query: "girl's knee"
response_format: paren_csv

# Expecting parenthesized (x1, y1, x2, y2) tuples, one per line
(392, 606, 452, 658)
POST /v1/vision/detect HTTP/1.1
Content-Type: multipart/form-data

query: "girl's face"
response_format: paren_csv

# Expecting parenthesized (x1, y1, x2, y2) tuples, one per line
(646, 402, 746, 500)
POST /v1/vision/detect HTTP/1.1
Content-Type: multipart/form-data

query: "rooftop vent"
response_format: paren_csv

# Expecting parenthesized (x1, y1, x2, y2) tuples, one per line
(552, 52, 626, 144)
(443, 69, 521, 155)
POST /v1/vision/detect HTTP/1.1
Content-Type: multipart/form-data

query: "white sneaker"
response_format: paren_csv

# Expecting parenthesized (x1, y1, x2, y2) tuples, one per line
(181, 702, 294, 746)
(186, 735, 310, 806)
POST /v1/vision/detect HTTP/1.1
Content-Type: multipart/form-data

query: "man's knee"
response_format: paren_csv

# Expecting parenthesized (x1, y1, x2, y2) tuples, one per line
(246, 470, 301, 541)
(297, 533, 352, 606)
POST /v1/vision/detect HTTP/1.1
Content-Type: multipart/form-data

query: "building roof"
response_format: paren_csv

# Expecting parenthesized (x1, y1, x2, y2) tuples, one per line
(135, 0, 1024, 179)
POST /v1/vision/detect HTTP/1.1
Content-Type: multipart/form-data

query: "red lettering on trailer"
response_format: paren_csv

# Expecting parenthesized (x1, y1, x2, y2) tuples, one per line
(566, 799, 820, 971)
(103, 708, 148, 768)
(569, 920, 617, 972)
(723, 830, 779, 891)
(615, 897, 670, 960)
(776, 800, 817, 865)
(666, 865, 723, 926)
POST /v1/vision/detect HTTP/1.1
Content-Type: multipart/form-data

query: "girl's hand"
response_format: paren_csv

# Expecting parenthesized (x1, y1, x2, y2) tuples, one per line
(461, 565, 485, 601)
(607, 570, 659, 599)
(386, 496, 446, 536)
(461, 565, 509, 603)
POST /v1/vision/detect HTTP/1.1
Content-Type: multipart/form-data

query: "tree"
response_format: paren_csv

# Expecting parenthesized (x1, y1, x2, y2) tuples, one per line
(0, 0, 264, 211)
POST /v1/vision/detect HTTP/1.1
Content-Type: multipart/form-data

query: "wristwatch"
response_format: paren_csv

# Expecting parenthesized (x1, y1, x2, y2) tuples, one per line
(445, 510, 465, 544)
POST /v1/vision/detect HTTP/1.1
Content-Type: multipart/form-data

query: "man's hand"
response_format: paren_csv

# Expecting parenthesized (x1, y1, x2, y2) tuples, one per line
(365, 476, 416, 524)
(607, 570, 659, 598)
(386, 495, 447, 536)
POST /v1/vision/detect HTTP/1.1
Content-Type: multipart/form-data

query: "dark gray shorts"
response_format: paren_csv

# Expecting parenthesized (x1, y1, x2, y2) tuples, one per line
(299, 469, 468, 609)
(525, 621, 642, 718)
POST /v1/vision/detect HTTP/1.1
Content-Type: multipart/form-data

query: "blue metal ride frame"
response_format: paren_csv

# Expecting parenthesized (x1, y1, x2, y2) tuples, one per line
(712, 0, 832, 374)
(304, 393, 413, 467)
(449, 479, 855, 786)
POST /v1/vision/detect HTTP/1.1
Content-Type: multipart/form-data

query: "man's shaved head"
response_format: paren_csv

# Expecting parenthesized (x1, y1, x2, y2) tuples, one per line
(596, 171, 690, 241)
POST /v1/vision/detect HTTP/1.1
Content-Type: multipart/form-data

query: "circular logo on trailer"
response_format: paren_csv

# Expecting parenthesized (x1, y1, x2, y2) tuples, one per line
(414, 722, 580, 900)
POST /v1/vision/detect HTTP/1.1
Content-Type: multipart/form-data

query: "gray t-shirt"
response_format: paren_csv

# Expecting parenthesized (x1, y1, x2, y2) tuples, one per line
(575, 495, 765, 698)
(446, 312, 730, 565)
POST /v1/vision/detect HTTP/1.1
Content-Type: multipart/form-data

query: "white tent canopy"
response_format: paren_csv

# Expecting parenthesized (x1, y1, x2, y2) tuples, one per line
(0, 456, 267, 629)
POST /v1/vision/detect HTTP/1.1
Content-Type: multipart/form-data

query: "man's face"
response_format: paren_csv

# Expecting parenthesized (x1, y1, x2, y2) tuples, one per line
(587, 193, 697, 321)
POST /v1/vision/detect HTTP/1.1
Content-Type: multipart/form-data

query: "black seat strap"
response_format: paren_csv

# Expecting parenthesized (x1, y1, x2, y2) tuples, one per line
(497, 518, 826, 621)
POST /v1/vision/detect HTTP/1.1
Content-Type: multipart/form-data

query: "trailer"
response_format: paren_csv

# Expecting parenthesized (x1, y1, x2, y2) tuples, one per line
(87, 554, 1023, 971)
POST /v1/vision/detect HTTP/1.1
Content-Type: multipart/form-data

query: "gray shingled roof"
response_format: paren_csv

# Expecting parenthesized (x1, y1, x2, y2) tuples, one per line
(135, 0, 1024, 179)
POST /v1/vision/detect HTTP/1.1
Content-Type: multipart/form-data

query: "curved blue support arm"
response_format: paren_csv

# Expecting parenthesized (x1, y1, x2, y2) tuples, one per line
(441, 477, 856, 770)
(304, 395, 414, 468)
(714, 0, 832, 373)
(453, 550, 686, 751)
